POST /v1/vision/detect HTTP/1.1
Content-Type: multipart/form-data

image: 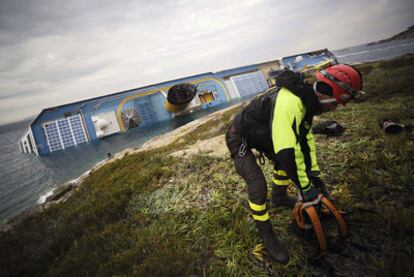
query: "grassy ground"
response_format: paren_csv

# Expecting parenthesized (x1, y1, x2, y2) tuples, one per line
(1, 54, 413, 276)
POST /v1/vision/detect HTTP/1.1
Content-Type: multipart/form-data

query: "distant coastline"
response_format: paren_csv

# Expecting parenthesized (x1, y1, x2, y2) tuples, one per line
(367, 25, 414, 46)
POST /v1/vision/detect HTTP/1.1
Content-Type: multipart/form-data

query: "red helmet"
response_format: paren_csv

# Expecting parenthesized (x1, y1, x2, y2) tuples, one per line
(315, 64, 363, 105)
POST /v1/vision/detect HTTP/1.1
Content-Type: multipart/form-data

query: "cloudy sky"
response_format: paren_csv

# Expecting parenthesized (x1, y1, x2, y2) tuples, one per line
(0, 0, 413, 125)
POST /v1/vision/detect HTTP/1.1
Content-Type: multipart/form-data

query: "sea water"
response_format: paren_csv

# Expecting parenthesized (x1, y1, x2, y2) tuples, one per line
(1, 39, 414, 224)
(0, 103, 236, 223)
(333, 38, 414, 64)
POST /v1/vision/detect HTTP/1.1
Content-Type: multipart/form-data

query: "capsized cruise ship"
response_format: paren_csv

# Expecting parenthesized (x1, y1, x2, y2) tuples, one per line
(19, 49, 337, 156)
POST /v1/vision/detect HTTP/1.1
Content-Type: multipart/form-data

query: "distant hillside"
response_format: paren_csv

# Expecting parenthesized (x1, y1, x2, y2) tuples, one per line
(368, 25, 414, 45)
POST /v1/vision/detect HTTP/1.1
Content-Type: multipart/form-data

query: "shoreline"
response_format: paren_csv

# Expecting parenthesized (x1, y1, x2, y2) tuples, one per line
(1, 102, 244, 232)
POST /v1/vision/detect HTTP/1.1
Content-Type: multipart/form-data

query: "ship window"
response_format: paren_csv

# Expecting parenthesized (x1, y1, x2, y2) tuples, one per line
(137, 103, 156, 126)
(43, 114, 88, 153)
(58, 119, 75, 148)
(231, 71, 268, 97)
(198, 91, 216, 104)
(27, 134, 34, 152)
(44, 122, 63, 152)
(69, 115, 87, 144)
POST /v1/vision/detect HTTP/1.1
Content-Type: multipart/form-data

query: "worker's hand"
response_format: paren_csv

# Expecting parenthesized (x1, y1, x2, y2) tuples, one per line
(310, 176, 331, 198)
(302, 185, 319, 202)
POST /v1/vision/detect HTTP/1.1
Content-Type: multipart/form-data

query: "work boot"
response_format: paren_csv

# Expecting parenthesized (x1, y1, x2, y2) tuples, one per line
(256, 220, 290, 264)
(272, 185, 296, 208)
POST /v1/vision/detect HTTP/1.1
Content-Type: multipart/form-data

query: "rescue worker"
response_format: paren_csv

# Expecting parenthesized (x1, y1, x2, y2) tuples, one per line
(225, 64, 363, 264)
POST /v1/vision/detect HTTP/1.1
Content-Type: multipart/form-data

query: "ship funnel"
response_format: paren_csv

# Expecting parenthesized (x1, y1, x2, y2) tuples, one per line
(165, 83, 197, 113)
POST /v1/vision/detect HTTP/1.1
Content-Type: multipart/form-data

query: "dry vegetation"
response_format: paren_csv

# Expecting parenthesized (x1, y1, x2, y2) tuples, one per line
(1, 54, 413, 276)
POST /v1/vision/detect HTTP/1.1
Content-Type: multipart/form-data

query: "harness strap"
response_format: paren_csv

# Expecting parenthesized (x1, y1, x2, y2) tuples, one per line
(293, 203, 306, 229)
(321, 197, 348, 237)
(304, 205, 327, 255)
(293, 195, 347, 255)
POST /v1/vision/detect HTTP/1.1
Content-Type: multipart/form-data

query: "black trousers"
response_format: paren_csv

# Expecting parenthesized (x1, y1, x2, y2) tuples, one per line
(225, 126, 269, 207)
(225, 117, 292, 217)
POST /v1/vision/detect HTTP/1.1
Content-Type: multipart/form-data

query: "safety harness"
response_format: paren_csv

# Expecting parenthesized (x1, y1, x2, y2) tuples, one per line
(293, 193, 348, 255)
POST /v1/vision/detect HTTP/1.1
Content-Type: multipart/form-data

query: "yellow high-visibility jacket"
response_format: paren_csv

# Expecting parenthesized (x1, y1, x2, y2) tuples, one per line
(238, 85, 320, 191)
(272, 87, 319, 191)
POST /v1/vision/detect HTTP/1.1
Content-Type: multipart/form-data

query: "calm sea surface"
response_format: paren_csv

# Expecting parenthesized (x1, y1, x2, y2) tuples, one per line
(1, 39, 413, 223)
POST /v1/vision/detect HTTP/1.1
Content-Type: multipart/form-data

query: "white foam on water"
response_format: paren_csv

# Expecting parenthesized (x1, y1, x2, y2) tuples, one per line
(336, 40, 414, 59)
(37, 188, 56, 204)
(335, 50, 370, 58)
(36, 169, 92, 205)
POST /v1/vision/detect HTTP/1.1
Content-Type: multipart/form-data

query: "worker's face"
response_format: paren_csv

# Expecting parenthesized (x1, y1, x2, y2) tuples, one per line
(315, 91, 339, 112)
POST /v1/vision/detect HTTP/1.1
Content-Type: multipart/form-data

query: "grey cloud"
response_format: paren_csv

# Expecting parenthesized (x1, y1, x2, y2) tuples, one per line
(0, 0, 413, 125)
(0, 92, 26, 100)
(0, 0, 156, 45)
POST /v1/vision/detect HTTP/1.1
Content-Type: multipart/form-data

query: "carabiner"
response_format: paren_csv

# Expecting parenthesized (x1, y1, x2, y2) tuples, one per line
(239, 137, 247, 157)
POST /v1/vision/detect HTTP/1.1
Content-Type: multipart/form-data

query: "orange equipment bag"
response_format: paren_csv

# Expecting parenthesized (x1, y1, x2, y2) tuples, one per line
(293, 194, 348, 255)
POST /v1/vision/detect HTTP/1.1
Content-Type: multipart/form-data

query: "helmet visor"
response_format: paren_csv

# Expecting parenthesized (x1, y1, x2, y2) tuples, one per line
(320, 69, 365, 100)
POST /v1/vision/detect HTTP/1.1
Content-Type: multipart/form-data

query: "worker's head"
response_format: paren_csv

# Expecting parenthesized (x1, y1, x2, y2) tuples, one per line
(313, 64, 363, 111)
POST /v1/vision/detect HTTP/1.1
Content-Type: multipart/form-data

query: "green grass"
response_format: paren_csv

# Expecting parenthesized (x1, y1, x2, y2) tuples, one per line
(1, 54, 414, 276)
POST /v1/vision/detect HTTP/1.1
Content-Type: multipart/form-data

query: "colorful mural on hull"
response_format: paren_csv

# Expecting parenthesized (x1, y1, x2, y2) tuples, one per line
(20, 49, 337, 155)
